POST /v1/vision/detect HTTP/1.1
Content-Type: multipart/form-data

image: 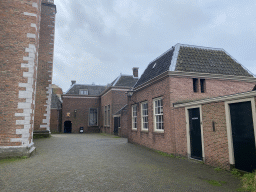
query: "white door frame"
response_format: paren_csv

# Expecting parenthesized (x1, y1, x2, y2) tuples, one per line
(185, 105, 205, 161)
(224, 97, 256, 165)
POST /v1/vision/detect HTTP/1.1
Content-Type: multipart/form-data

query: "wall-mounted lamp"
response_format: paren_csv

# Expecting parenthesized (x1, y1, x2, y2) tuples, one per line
(74, 109, 77, 118)
(127, 89, 134, 97)
(66, 112, 70, 117)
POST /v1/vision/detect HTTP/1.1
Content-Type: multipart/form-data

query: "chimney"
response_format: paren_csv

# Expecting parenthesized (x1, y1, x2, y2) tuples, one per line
(71, 80, 76, 85)
(132, 67, 139, 78)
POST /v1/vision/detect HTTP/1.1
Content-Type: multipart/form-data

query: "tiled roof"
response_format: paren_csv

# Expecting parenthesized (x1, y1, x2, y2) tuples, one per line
(134, 48, 174, 88)
(65, 84, 106, 95)
(134, 44, 253, 88)
(175, 46, 252, 76)
(111, 74, 138, 87)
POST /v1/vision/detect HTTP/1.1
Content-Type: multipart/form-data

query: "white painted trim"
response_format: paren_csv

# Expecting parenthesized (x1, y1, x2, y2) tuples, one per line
(131, 104, 138, 131)
(141, 101, 149, 132)
(169, 44, 180, 71)
(24, 12, 37, 17)
(153, 97, 164, 133)
(224, 97, 256, 165)
(112, 74, 122, 86)
(185, 105, 205, 161)
(62, 96, 100, 99)
(174, 91, 256, 108)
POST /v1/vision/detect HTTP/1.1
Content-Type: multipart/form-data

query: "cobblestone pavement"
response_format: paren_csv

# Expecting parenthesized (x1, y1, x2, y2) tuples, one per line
(0, 134, 241, 192)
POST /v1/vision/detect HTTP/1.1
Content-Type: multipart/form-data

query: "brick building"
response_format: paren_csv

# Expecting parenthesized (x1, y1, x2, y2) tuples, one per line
(0, 0, 56, 158)
(61, 69, 138, 135)
(62, 82, 106, 133)
(34, 0, 56, 137)
(127, 44, 256, 171)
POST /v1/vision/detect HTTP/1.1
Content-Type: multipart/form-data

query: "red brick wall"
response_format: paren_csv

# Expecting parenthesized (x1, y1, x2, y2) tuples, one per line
(100, 90, 113, 134)
(50, 109, 61, 132)
(62, 96, 101, 133)
(119, 107, 129, 138)
(100, 89, 128, 134)
(173, 107, 187, 156)
(0, 0, 41, 146)
(201, 102, 230, 169)
(34, 1, 56, 132)
(170, 77, 255, 103)
(129, 75, 255, 158)
(128, 77, 173, 154)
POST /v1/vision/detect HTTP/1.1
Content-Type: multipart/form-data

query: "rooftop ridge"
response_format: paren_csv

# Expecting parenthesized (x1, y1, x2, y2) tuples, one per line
(179, 43, 224, 51)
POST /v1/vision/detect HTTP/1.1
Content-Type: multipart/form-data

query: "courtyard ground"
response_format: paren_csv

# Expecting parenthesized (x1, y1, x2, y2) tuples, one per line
(0, 134, 241, 191)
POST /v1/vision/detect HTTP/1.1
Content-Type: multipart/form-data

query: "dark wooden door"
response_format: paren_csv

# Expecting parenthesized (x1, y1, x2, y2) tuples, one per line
(114, 117, 119, 135)
(64, 121, 72, 133)
(230, 101, 256, 172)
(189, 108, 203, 160)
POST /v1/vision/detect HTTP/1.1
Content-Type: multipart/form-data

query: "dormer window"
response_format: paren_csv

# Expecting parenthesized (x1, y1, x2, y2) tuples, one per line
(79, 89, 88, 95)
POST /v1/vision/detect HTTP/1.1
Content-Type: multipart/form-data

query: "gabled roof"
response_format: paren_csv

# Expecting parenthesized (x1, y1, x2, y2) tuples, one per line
(111, 74, 138, 87)
(65, 84, 106, 96)
(134, 44, 253, 88)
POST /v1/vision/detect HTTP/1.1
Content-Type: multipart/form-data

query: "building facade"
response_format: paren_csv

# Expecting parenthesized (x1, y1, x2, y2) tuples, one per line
(61, 69, 138, 135)
(0, 0, 56, 158)
(34, 0, 56, 137)
(127, 44, 256, 172)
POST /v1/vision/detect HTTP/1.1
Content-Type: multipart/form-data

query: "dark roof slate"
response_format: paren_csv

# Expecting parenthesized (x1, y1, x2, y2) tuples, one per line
(175, 46, 252, 76)
(114, 75, 138, 87)
(134, 48, 174, 88)
(134, 44, 253, 88)
(65, 84, 106, 95)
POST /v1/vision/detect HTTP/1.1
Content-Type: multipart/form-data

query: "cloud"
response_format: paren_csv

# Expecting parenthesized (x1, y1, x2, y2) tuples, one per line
(53, 0, 256, 92)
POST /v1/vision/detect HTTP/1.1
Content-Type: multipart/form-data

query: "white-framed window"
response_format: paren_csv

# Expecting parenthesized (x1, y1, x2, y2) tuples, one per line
(79, 89, 88, 95)
(132, 105, 137, 130)
(153, 98, 164, 132)
(89, 108, 98, 126)
(141, 101, 148, 131)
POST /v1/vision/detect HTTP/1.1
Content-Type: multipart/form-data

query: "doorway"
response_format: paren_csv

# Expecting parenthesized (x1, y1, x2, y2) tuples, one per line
(188, 107, 203, 160)
(64, 121, 72, 133)
(114, 116, 120, 135)
(229, 101, 256, 172)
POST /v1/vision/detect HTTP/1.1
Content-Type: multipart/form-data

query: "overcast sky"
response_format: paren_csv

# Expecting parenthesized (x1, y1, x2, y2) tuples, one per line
(52, 0, 256, 93)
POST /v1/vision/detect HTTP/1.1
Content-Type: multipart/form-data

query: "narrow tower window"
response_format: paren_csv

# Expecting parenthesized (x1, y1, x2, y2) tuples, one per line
(193, 78, 198, 92)
(200, 79, 206, 93)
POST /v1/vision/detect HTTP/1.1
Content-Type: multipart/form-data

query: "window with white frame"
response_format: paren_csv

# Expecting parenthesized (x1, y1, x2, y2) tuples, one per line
(79, 89, 88, 95)
(132, 105, 137, 130)
(141, 102, 148, 130)
(153, 98, 164, 131)
(89, 108, 98, 126)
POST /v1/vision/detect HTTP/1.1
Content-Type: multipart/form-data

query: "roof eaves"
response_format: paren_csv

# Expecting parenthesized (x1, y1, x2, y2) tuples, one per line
(222, 49, 255, 77)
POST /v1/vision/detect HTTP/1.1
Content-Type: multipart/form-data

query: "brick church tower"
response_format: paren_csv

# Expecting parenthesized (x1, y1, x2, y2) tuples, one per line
(0, 0, 42, 157)
(34, 0, 56, 137)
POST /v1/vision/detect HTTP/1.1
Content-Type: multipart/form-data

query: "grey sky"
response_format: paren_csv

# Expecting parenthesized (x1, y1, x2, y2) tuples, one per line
(52, 0, 256, 92)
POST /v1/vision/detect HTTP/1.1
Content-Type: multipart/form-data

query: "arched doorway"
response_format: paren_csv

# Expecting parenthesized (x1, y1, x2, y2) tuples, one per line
(64, 121, 72, 133)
